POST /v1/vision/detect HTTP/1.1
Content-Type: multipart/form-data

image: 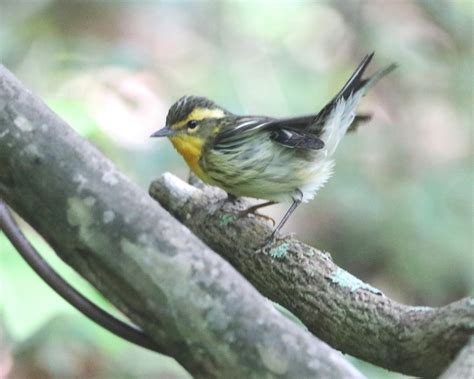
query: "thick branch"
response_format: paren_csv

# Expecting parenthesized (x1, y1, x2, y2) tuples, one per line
(0, 65, 364, 378)
(150, 173, 474, 378)
(0, 200, 159, 352)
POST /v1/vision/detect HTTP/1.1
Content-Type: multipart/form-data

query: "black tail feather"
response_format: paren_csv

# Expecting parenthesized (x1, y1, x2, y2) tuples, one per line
(336, 52, 375, 102)
(313, 53, 395, 126)
(348, 113, 372, 132)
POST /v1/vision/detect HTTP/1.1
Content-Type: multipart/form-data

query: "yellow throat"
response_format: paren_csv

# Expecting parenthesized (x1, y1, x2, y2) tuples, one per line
(167, 107, 225, 182)
(169, 135, 208, 182)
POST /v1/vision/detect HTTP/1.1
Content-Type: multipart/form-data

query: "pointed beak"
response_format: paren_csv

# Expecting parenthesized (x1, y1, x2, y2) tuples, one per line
(150, 127, 174, 138)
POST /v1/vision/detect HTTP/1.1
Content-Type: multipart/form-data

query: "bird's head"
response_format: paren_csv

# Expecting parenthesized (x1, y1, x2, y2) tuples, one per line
(151, 96, 228, 141)
(151, 96, 230, 181)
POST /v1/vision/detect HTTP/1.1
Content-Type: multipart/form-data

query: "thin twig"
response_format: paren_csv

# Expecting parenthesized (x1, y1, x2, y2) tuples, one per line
(0, 199, 160, 352)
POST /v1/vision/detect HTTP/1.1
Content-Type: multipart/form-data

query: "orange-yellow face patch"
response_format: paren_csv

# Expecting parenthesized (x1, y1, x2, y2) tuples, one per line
(169, 135, 209, 182)
(170, 107, 225, 130)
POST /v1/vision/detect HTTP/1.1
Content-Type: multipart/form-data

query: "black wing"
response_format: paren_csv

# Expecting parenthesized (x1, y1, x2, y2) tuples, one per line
(269, 128, 325, 149)
(214, 112, 371, 151)
(214, 115, 325, 151)
(261, 115, 324, 149)
(213, 116, 274, 146)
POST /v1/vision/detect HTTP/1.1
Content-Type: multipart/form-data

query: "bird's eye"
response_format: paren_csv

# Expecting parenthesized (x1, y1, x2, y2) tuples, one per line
(187, 120, 198, 130)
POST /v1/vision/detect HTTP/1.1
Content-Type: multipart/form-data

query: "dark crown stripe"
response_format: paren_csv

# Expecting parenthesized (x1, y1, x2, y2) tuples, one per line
(166, 95, 221, 126)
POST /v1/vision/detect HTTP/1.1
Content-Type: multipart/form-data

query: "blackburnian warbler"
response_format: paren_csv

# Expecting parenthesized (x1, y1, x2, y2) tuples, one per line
(151, 53, 396, 242)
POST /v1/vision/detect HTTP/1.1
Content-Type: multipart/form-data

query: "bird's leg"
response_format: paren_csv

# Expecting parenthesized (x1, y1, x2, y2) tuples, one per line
(240, 201, 276, 215)
(226, 192, 239, 204)
(213, 193, 239, 213)
(269, 199, 300, 240)
(265, 190, 303, 246)
(239, 201, 276, 226)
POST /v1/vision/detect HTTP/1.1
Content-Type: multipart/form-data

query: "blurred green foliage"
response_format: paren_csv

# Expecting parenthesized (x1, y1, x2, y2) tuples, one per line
(0, 0, 472, 378)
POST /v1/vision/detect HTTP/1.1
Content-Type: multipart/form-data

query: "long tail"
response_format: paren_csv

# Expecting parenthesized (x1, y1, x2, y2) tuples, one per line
(319, 53, 396, 155)
(338, 53, 396, 98)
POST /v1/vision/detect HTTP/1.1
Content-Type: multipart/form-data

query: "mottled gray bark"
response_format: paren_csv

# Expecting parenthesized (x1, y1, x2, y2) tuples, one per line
(149, 173, 474, 378)
(0, 65, 365, 378)
(441, 336, 474, 379)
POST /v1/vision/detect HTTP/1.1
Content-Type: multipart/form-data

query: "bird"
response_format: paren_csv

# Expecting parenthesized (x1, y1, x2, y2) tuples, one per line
(151, 53, 396, 244)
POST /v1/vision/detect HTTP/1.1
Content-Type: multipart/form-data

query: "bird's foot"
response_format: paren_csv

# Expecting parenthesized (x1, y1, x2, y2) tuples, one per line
(262, 232, 276, 250)
(212, 193, 240, 213)
(259, 233, 290, 258)
(226, 192, 240, 204)
(238, 201, 276, 226)
(238, 208, 275, 226)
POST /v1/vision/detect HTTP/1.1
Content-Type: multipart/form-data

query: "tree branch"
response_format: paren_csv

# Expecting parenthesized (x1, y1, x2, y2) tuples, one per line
(441, 336, 474, 379)
(149, 173, 474, 378)
(0, 200, 160, 352)
(0, 65, 365, 378)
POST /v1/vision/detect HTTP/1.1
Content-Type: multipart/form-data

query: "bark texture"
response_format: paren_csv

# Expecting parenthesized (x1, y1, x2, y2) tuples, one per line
(0, 65, 365, 378)
(441, 336, 474, 379)
(150, 173, 474, 378)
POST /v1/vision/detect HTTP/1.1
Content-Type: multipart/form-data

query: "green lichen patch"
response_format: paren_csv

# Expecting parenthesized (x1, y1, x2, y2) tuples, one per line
(329, 267, 383, 295)
(67, 196, 94, 229)
(303, 250, 314, 257)
(269, 243, 289, 259)
(66, 196, 109, 251)
(219, 213, 237, 226)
